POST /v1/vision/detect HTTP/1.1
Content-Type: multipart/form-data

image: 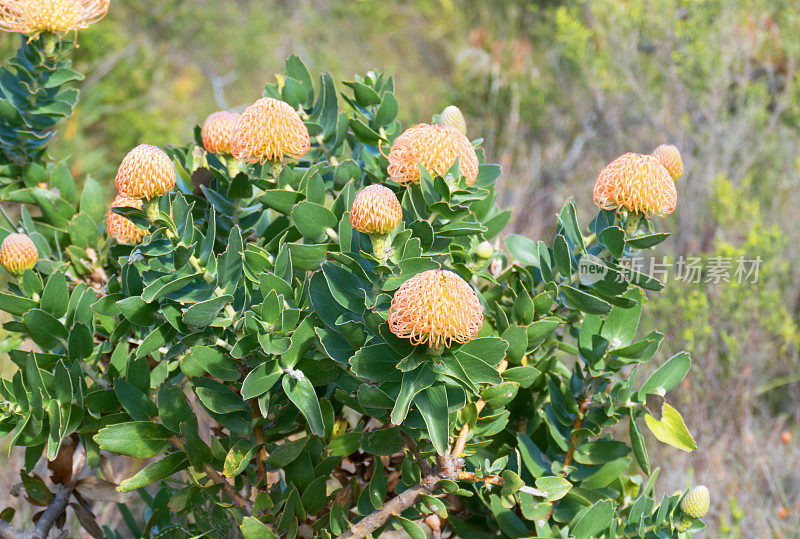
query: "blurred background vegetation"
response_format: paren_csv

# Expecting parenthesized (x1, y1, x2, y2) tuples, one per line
(2, 0, 799, 535)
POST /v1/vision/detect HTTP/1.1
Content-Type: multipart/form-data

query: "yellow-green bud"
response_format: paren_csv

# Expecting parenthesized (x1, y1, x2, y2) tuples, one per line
(680, 486, 710, 519)
(475, 241, 494, 260)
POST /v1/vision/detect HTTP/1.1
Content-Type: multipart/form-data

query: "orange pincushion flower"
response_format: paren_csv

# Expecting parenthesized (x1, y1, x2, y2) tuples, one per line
(201, 111, 240, 156)
(107, 195, 146, 244)
(230, 97, 310, 164)
(350, 185, 402, 235)
(0, 233, 38, 274)
(593, 153, 677, 217)
(387, 123, 479, 186)
(651, 144, 683, 181)
(388, 269, 484, 350)
(0, 0, 109, 36)
(439, 105, 467, 134)
(115, 144, 176, 201)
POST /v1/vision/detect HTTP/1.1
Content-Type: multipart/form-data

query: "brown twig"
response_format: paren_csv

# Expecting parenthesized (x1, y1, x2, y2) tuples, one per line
(0, 445, 87, 539)
(456, 471, 548, 497)
(339, 483, 434, 539)
(451, 360, 509, 458)
(250, 399, 267, 488)
(169, 436, 254, 514)
(342, 363, 517, 539)
(563, 395, 591, 468)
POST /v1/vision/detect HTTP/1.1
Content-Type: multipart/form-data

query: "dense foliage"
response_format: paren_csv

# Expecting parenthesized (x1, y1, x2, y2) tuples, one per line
(0, 19, 709, 539)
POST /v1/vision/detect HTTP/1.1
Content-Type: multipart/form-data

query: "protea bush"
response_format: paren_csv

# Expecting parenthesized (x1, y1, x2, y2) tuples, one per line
(0, 9, 707, 539)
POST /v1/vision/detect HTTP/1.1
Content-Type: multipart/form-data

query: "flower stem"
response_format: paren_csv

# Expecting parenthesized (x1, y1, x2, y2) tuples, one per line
(625, 212, 642, 237)
(143, 198, 160, 223)
(370, 234, 390, 263)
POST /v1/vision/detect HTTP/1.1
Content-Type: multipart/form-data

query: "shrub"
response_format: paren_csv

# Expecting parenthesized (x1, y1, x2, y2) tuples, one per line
(0, 15, 706, 539)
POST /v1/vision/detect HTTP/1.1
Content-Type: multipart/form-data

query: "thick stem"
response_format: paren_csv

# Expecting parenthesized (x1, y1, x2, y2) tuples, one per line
(143, 198, 160, 223)
(225, 156, 240, 178)
(0, 445, 86, 539)
(251, 399, 267, 490)
(370, 234, 390, 263)
(40, 33, 58, 56)
(624, 212, 642, 237)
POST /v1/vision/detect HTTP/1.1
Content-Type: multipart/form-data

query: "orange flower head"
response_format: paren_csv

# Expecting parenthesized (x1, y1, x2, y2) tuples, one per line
(0, 233, 38, 274)
(230, 97, 310, 164)
(388, 269, 484, 350)
(387, 123, 479, 187)
(439, 105, 466, 134)
(201, 111, 241, 156)
(114, 144, 176, 201)
(350, 185, 402, 235)
(0, 0, 109, 36)
(107, 195, 146, 244)
(593, 152, 677, 217)
(651, 144, 683, 181)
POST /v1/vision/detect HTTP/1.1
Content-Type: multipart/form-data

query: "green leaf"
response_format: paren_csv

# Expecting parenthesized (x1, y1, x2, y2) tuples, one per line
(265, 437, 308, 468)
(182, 295, 233, 327)
(114, 379, 158, 421)
(343, 81, 381, 107)
(374, 92, 398, 127)
(480, 382, 519, 409)
(629, 411, 651, 474)
(241, 360, 282, 400)
(535, 476, 572, 502)
(414, 384, 448, 456)
(44, 68, 84, 88)
(489, 494, 528, 538)
(390, 365, 436, 424)
(118, 452, 188, 492)
(457, 337, 508, 366)
(517, 433, 549, 478)
(644, 402, 697, 452)
(194, 381, 248, 415)
(0, 292, 37, 316)
(580, 457, 632, 488)
(67, 322, 93, 361)
(392, 515, 426, 539)
(40, 272, 69, 318)
(186, 345, 239, 381)
(282, 374, 325, 437)
(504, 234, 541, 266)
(601, 289, 643, 348)
(157, 386, 196, 433)
(574, 440, 630, 465)
(570, 499, 614, 537)
(240, 516, 278, 539)
(301, 476, 329, 515)
(80, 177, 105, 222)
(68, 212, 98, 249)
(639, 352, 691, 396)
(350, 344, 401, 382)
(218, 226, 243, 294)
(259, 190, 304, 214)
(598, 226, 625, 258)
(626, 233, 670, 249)
(562, 285, 612, 315)
(22, 308, 67, 349)
(93, 422, 171, 458)
(291, 201, 337, 240)
(224, 439, 260, 478)
(116, 297, 159, 326)
(361, 428, 404, 456)
(141, 273, 200, 303)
